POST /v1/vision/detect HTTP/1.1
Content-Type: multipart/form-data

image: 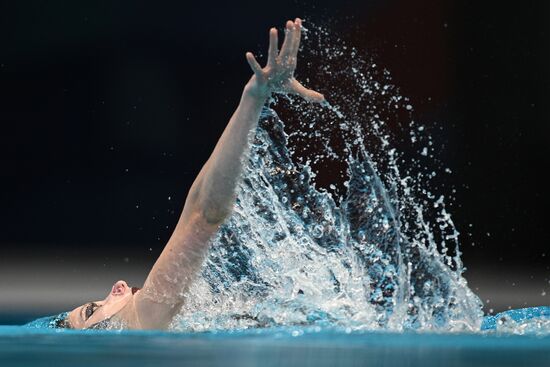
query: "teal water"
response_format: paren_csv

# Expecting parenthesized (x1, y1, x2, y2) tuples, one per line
(2, 323, 550, 367)
(1, 307, 549, 366)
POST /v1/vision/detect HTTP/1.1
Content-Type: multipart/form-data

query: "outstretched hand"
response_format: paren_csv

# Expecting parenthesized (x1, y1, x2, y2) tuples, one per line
(245, 18, 325, 103)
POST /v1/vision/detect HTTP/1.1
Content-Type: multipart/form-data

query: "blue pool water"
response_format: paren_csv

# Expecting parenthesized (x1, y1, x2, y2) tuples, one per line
(0, 307, 544, 366)
(2, 321, 550, 367)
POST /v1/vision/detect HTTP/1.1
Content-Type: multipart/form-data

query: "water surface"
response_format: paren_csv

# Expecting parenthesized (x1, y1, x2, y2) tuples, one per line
(2, 325, 550, 367)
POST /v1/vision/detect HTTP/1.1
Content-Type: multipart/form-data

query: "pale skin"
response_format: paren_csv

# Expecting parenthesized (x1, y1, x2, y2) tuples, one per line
(66, 18, 324, 330)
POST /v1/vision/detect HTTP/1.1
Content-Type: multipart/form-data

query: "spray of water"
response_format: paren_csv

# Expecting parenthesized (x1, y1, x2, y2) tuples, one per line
(172, 22, 484, 332)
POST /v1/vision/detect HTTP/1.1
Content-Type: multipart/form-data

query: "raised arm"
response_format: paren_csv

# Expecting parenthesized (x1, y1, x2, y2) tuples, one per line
(131, 18, 324, 329)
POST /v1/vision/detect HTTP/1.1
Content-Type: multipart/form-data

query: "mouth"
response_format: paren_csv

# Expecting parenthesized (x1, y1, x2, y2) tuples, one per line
(131, 287, 141, 295)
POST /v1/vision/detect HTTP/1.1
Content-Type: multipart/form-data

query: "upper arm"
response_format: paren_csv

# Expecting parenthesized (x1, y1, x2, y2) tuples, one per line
(133, 202, 221, 328)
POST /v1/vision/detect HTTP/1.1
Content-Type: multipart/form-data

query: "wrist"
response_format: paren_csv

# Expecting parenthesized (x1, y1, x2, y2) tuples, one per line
(243, 76, 270, 102)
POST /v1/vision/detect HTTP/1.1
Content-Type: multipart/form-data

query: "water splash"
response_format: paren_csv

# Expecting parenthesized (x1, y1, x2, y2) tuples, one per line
(482, 307, 550, 336)
(172, 22, 484, 332)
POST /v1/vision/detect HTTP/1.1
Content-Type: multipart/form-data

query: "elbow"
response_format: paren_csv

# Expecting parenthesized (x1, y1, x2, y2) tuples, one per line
(193, 188, 233, 225)
(189, 173, 235, 226)
(198, 186, 234, 225)
(202, 205, 232, 226)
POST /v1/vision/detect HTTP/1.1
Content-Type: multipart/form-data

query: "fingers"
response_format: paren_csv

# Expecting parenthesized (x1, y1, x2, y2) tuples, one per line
(246, 52, 263, 76)
(267, 28, 278, 66)
(290, 79, 325, 103)
(279, 20, 295, 59)
(289, 18, 302, 59)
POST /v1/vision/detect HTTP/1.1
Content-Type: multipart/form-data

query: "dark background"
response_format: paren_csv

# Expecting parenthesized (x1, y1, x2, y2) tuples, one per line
(1, 0, 548, 323)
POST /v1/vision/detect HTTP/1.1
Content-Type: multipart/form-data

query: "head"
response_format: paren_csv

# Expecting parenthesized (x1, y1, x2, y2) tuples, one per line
(65, 280, 140, 329)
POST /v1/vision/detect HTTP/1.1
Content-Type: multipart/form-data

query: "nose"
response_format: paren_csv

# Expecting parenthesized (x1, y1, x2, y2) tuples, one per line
(111, 280, 128, 296)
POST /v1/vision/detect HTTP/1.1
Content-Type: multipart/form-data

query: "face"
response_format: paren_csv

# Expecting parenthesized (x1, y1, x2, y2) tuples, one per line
(67, 280, 139, 329)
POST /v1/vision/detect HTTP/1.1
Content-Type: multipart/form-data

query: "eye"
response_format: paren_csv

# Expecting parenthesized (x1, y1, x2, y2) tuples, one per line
(84, 303, 99, 320)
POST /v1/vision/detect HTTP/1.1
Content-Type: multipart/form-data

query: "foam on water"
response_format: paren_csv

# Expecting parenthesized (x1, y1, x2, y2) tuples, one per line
(172, 23, 485, 332)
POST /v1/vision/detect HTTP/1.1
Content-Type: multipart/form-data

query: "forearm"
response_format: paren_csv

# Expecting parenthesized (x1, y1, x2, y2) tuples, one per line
(193, 81, 267, 223)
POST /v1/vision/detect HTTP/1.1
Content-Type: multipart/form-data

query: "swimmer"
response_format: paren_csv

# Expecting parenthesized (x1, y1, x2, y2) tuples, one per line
(58, 18, 324, 329)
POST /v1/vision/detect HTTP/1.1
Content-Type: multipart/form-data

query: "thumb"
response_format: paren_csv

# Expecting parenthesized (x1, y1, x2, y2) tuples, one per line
(290, 79, 325, 103)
